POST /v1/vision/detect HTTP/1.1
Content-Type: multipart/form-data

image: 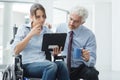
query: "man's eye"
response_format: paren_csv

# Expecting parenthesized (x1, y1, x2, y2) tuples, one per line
(70, 18, 72, 20)
(42, 15, 46, 18)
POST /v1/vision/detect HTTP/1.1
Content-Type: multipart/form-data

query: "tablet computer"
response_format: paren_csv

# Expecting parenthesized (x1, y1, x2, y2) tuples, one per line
(42, 33, 67, 51)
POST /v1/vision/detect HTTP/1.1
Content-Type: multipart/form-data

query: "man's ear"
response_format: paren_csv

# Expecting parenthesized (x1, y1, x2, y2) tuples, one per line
(81, 21, 85, 24)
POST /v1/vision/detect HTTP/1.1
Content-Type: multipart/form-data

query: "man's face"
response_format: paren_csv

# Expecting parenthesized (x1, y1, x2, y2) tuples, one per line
(68, 12, 83, 30)
(31, 9, 46, 27)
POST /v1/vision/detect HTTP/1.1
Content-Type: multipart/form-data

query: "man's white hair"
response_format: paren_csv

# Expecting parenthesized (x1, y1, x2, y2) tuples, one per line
(70, 6, 88, 23)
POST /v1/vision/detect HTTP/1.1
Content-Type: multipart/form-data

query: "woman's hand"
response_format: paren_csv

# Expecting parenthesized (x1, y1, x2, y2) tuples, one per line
(52, 46, 62, 56)
(29, 23, 42, 36)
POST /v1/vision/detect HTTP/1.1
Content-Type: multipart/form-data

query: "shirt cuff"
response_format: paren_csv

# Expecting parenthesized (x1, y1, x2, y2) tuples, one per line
(84, 56, 95, 67)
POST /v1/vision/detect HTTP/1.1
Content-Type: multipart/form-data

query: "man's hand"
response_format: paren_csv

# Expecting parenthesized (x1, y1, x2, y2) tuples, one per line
(82, 49, 90, 62)
(45, 23, 52, 29)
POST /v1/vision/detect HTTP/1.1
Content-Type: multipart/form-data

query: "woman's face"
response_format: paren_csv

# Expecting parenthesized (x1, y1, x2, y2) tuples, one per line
(31, 9, 46, 27)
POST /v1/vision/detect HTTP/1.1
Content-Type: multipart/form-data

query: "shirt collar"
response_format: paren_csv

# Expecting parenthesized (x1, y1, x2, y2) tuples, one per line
(74, 25, 83, 36)
(25, 22, 32, 29)
(67, 25, 83, 36)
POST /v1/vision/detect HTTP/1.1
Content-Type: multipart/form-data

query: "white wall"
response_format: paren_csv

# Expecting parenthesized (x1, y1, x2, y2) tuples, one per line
(112, 0, 120, 71)
(0, 0, 35, 2)
(0, 8, 3, 45)
(2, 2, 13, 64)
(12, 12, 26, 26)
(95, 2, 112, 72)
(38, 0, 53, 24)
(0, 8, 3, 25)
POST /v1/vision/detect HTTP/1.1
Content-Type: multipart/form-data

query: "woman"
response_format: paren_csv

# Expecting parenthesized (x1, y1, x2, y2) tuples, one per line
(12, 3, 69, 80)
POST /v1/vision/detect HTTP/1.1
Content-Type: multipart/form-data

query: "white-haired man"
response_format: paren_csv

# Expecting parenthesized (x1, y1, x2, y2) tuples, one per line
(56, 6, 99, 80)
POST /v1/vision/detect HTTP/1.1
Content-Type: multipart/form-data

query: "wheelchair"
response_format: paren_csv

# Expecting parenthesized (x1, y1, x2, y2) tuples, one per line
(18, 53, 66, 80)
(2, 26, 66, 80)
(2, 52, 66, 80)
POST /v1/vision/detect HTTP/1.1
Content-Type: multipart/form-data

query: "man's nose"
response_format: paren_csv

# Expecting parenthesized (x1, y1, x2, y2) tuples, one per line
(70, 20, 74, 25)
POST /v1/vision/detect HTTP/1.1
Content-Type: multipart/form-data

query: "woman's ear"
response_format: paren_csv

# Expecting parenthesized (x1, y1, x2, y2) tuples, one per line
(30, 15, 33, 21)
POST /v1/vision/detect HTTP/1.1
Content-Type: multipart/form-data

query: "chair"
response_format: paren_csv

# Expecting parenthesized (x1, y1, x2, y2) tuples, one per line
(14, 54, 66, 80)
(7, 26, 66, 80)
(10, 26, 18, 45)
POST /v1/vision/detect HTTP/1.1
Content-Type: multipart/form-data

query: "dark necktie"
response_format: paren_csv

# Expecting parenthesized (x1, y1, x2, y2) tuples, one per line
(67, 31, 73, 72)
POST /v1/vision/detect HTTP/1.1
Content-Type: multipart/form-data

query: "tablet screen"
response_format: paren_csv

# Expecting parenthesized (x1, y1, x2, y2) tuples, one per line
(42, 33, 67, 51)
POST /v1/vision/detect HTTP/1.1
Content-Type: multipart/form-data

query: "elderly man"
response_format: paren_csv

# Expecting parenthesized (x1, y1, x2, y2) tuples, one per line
(56, 6, 99, 80)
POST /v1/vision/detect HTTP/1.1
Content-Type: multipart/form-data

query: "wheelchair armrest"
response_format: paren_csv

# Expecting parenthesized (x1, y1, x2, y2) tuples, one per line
(14, 54, 23, 79)
(15, 54, 22, 68)
(54, 55, 66, 62)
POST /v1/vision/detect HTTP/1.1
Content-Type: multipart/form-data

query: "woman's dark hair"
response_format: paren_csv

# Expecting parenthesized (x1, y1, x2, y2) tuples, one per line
(30, 3, 46, 18)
